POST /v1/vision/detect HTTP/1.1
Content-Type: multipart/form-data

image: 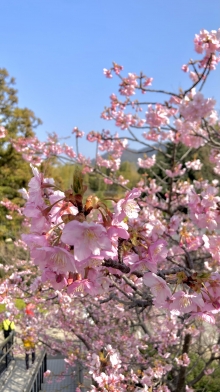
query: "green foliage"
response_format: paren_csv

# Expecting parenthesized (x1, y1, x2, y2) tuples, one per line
(168, 142, 218, 182)
(0, 298, 26, 313)
(0, 241, 29, 273)
(89, 174, 107, 192)
(15, 298, 26, 310)
(138, 142, 220, 191)
(186, 353, 220, 392)
(120, 161, 140, 188)
(42, 162, 75, 190)
(0, 68, 41, 241)
(47, 160, 141, 200)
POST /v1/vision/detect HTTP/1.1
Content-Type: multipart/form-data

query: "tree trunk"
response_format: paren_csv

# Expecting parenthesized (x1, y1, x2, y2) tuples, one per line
(175, 333, 191, 392)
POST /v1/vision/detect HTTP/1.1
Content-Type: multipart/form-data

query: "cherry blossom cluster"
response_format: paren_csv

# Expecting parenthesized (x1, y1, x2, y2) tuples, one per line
(21, 165, 142, 295)
(20, 158, 220, 328)
(194, 28, 220, 69)
(4, 28, 220, 391)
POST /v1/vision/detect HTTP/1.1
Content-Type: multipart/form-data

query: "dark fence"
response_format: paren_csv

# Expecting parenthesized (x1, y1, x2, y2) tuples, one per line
(0, 331, 15, 374)
(77, 359, 86, 392)
(24, 349, 47, 392)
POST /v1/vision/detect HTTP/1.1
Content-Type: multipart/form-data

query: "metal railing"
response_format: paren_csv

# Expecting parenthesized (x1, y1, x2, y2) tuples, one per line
(0, 331, 15, 375)
(24, 349, 47, 392)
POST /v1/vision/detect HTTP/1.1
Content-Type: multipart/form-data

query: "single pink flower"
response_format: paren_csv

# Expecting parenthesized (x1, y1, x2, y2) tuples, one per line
(113, 188, 141, 222)
(22, 233, 48, 250)
(103, 68, 112, 78)
(169, 291, 204, 313)
(61, 220, 112, 261)
(67, 275, 100, 296)
(189, 312, 216, 324)
(33, 246, 77, 273)
(181, 64, 189, 72)
(175, 353, 190, 367)
(148, 239, 168, 263)
(143, 272, 172, 306)
(41, 268, 68, 290)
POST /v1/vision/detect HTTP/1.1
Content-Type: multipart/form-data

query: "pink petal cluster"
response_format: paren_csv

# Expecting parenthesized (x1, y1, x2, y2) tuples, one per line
(61, 220, 112, 261)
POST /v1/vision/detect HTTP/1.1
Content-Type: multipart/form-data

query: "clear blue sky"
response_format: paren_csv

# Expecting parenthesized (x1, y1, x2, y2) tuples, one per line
(1, 0, 220, 157)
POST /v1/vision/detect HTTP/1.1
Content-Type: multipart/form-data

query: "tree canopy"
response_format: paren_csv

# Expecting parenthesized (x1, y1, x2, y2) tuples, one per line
(1, 28, 220, 392)
(0, 68, 41, 241)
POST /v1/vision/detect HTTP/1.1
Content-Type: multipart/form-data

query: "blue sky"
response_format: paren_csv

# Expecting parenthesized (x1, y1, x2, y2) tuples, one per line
(1, 0, 220, 157)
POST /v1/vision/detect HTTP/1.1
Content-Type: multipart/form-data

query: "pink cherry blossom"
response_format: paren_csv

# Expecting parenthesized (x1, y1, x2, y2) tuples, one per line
(143, 76, 153, 86)
(146, 104, 170, 127)
(119, 73, 138, 96)
(185, 159, 202, 170)
(143, 273, 172, 306)
(113, 188, 141, 222)
(32, 246, 77, 274)
(61, 220, 112, 261)
(138, 154, 156, 169)
(9, 27, 220, 391)
(165, 164, 186, 178)
(179, 91, 216, 122)
(175, 353, 190, 367)
(169, 291, 204, 313)
(181, 64, 189, 72)
(0, 126, 6, 138)
(103, 68, 112, 78)
(72, 126, 84, 138)
(148, 239, 168, 264)
(41, 268, 68, 290)
(67, 277, 99, 296)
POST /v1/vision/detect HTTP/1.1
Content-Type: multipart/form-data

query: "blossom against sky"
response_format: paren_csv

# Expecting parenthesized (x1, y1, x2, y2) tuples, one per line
(1, 0, 220, 157)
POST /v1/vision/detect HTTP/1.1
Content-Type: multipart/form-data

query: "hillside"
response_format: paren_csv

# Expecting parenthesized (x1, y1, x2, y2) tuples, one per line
(95, 144, 162, 166)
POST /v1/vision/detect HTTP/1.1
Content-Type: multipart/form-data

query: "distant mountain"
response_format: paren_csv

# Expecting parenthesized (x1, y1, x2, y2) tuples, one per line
(119, 146, 158, 165)
(94, 144, 165, 167)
